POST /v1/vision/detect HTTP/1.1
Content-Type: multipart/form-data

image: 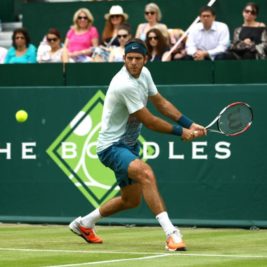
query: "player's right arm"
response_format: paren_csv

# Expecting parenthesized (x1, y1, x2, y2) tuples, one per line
(133, 107, 195, 141)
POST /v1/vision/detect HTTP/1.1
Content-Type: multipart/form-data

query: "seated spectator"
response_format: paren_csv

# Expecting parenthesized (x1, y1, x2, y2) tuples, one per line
(5, 27, 36, 64)
(162, 28, 187, 61)
(228, 2, 267, 60)
(63, 8, 99, 63)
(37, 28, 63, 63)
(135, 3, 168, 42)
(0, 47, 7, 63)
(102, 5, 129, 47)
(109, 24, 131, 62)
(185, 6, 230, 61)
(145, 28, 170, 62)
(153, 23, 170, 45)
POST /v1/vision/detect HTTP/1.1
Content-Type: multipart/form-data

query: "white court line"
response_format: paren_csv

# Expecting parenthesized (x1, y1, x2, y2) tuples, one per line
(45, 254, 169, 267)
(178, 253, 267, 259)
(1, 247, 267, 259)
(0, 248, 160, 255)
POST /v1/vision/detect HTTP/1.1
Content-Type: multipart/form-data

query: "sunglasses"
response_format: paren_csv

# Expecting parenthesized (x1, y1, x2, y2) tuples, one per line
(15, 36, 25, 40)
(47, 37, 58, 42)
(145, 11, 155, 16)
(148, 36, 158, 41)
(117, 34, 128, 39)
(110, 15, 121, 19)
(78, 16, 88, 20)
(244, 9, 256, 15)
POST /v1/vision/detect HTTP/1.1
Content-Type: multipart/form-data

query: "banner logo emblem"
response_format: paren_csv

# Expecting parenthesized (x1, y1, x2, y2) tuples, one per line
(47, 90, 154, 207)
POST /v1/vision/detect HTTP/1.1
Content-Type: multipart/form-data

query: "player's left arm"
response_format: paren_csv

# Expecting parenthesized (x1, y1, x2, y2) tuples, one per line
(149, 93, 206, 136)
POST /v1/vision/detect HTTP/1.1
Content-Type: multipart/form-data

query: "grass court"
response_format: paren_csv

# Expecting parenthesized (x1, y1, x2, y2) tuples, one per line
(0, 224, 267, 267)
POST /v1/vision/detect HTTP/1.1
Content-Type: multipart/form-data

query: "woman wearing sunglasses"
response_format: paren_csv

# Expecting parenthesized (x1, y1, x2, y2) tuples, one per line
(135, 3, 168, 42)
(63, 8, 99, 63)
(145, 28, 170, 62)
(229, 2, 267, 59)
(102, 5, 129, 47)
(37, 28, 63, 63)
(109, 24, 131, 62)
(5, 27, 36, 64)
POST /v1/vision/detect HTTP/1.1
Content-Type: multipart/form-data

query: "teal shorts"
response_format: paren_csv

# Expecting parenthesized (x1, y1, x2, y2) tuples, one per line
(97, 143, 140, 188)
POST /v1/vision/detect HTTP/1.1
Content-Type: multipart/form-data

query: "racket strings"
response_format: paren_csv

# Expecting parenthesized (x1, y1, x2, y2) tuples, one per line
(218, 104, 253, 135)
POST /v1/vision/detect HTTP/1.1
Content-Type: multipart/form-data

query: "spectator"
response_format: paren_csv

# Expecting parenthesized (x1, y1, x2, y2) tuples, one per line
(229, 2, 267, 60)
(37, 28, 63, 63)
(145, 28, 170, 61)
(102, 5, 129, 47)
(0, 47, 7, 63)
(109, 24, 131, 62)
(5, 27, 36, 64)
(185, 6, 230, 61)
(135, 3, 168, 42)
(162, 28, 187, 61)
(63, 8, 99, 63)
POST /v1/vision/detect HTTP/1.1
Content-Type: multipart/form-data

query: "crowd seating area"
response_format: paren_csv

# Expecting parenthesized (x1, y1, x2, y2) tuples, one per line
(0, 22, 22, 49)
(0, 0, 266, 65)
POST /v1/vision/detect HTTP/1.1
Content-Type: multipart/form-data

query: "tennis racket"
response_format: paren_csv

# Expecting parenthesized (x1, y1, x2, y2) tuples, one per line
(206, 102, 253, 136)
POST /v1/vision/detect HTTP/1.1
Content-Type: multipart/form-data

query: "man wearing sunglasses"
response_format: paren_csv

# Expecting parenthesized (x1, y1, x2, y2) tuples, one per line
(69, 38, 206, 251)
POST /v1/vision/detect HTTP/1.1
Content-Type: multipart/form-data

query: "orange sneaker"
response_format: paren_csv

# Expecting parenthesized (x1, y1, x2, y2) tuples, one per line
(69, 216, 103, 244)
(79, 225, 103, 244)
(165, 230, 186, 251)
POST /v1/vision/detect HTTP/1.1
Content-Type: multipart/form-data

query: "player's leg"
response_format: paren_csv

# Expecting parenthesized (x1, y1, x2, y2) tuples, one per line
(99, 183, 142, 216)
(69, 144, 142, 243)
(69, 183, 142, 244)
(128, 159, 186, 251)
(69, 143, 185, 250)
(128, 159, 165, 215)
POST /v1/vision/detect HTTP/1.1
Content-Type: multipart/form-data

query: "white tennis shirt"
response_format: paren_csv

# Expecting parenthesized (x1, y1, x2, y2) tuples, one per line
(96, 65, 158, 152)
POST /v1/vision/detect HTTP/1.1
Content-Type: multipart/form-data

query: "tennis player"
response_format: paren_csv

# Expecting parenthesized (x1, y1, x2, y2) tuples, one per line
(69, 38, 206, 251)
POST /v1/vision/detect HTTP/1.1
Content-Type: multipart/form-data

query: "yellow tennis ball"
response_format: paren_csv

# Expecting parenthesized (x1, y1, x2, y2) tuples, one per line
(15, 110, 28, 123)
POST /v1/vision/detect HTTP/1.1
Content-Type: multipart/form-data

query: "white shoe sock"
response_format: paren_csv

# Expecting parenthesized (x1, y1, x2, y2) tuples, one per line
(170, 230, 183, 243)
(80, 208, 102, 228)
(156, 211, 177, 237)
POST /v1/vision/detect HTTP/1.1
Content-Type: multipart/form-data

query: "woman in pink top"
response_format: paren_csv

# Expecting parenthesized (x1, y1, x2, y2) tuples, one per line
(63, 8, 99, 62)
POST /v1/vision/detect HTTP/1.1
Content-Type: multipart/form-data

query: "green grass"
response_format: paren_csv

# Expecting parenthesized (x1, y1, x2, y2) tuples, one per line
(0, 224, 267, 267)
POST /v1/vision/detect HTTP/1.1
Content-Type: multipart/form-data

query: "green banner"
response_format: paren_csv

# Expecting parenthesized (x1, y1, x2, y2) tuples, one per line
(0, 85, 266, 227)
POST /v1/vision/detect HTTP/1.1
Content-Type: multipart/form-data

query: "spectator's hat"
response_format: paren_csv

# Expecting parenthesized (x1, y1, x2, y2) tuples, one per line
(105, 5, 129, 20)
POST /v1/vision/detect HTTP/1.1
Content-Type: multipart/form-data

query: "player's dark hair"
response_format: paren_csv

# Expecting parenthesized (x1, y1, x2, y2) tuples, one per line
(125, 38, 148, 56)
(126, 38, 147, 51)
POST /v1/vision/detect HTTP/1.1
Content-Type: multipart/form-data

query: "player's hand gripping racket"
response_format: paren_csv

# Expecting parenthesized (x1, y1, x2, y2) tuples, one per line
(206, 102, 253, 136)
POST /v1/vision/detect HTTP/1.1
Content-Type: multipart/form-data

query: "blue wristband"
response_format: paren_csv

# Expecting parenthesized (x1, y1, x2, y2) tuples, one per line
(172, 125, 183, 136)
(178, 115, 193, 129)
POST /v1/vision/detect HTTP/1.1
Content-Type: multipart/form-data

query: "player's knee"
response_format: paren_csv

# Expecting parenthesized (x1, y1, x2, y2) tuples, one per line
(122, 197, 141, 209)
(129, 197, 141, 208)
(129, 160, 155, 185)
(140, 168, 155, 185)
